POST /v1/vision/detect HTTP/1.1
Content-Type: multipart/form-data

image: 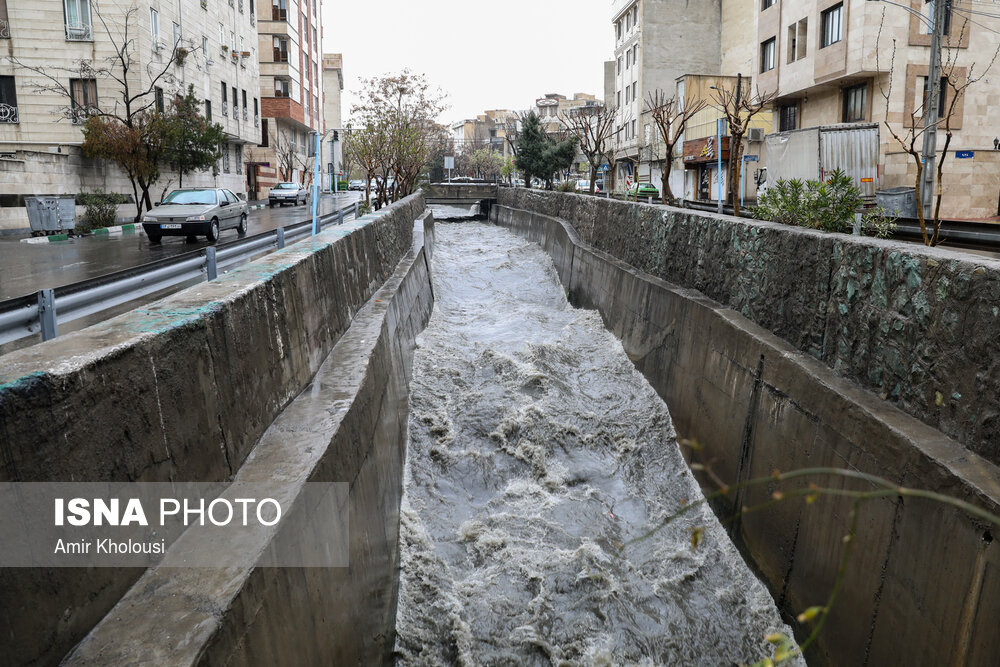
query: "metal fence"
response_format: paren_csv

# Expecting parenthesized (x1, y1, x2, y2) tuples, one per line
(0, 202, 359, 347)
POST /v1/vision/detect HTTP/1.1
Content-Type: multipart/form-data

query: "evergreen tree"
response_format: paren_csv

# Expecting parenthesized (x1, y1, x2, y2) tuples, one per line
(514, 111, 577, 190)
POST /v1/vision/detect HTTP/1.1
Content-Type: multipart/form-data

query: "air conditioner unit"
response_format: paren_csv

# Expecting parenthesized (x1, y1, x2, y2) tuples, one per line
(748, 127, 766, 143)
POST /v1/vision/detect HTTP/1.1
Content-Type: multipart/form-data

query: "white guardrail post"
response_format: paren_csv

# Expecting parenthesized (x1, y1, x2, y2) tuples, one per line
(37, 289, 57, 341)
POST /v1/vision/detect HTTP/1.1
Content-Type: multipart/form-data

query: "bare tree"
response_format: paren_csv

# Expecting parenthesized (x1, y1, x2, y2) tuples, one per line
(876, 7, 999, 245)
(270, 128, 303, 182)
(560, 105, 618, 194)
(645, 91, 708, 203)
(712, 80, 776, 218)
(10, 1, 189, 217)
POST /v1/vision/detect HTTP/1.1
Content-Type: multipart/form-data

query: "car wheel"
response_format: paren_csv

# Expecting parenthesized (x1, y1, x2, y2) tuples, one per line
(206, 218, 220, 243)
(237, 213, 248, 236)
(148, 233, 162, 244)
(269, 201, 275, 208)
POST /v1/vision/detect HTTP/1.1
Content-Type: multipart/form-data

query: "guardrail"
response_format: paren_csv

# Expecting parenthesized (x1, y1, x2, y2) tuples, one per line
(0, 202, 359, 347)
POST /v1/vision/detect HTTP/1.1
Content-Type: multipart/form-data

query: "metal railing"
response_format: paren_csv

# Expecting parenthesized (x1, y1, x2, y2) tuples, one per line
(0, 201, 360, 347)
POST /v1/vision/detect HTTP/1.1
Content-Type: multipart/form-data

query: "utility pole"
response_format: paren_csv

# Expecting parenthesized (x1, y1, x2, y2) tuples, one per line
(921, 0, 948, 219)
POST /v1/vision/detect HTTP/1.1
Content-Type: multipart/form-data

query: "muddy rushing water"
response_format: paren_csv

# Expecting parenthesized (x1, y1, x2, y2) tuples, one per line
(395, 222, 798, 666)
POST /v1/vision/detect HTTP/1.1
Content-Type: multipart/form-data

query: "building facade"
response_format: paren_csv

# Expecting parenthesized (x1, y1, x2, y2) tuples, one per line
(610, 0, 722, 190)
(321, 52, 342, 189)
(753, 0, 1000, 218)
(252, 0, 324, 198)
(0, 0, 261, 230)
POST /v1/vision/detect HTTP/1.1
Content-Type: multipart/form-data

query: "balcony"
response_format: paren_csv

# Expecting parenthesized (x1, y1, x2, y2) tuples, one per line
(0, 102, 18, 124)
(65, 23, 92, 41)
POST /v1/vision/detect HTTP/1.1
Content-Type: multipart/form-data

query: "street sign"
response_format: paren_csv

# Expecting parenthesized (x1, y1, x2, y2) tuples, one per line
(444, 156, 455, 170)
(743, 154, 759, 162)
(599, 164, 610, 172)
(956, 150, 975, 159)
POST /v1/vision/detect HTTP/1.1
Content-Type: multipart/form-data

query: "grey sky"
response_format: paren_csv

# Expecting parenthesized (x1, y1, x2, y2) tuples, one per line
(322, 0, 614, 125)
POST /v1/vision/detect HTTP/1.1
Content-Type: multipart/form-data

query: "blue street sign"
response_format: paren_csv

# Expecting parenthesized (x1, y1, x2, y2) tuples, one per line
(956, 150, 975, 159)
(743, 154, 759, 162)
(599, 164, 610, 172)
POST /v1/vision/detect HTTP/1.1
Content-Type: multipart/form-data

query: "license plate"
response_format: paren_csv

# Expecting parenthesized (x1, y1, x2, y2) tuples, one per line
(160, 224, 182, 229)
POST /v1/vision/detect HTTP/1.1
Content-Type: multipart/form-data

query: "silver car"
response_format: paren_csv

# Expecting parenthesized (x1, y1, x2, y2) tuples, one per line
(268, 182, 308, 207)
(141, 188, 248, 243)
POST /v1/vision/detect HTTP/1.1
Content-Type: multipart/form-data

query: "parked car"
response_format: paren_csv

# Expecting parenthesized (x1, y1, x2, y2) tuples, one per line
(576, 180, 591, 192)
(268, 182, 308, 207)
(348, 179, 365, 191)
(142, 188, 248, 243)
(595, 178, 605, 193)
(627, 182, 660, 199)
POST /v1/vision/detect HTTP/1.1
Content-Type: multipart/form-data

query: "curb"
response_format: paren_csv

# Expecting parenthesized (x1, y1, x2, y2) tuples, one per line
(19, 223, 143, 244)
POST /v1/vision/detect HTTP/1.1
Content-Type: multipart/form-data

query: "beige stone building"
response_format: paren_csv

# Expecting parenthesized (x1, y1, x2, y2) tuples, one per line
(321, 52, 342, 189)
(0, 0, 261, 231)
(753, 0, 1000, 218)
(251, 0, 324, 199)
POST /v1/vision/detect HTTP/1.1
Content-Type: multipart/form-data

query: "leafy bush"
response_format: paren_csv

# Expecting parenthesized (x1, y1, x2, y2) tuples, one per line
(77, 189, 127, 232)
(556, 180, 577, 192)
(357, 201, 372, 216)
(755, 169, 862, 233)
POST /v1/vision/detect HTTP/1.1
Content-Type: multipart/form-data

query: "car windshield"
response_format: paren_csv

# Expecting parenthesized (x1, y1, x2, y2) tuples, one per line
(274, 183, 298, 189)
(161, 190, 218, 205)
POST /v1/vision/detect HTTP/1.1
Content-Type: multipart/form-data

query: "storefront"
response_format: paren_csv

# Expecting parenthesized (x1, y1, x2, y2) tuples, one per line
(682, 136, 729, 202)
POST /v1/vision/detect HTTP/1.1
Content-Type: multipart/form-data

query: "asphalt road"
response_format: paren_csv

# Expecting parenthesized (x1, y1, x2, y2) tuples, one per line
(0, 192, 361, 301)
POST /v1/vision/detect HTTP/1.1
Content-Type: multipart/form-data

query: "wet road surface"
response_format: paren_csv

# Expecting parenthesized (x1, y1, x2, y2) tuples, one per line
(395, 222, 799, 665)
(0, 192, 360, 300)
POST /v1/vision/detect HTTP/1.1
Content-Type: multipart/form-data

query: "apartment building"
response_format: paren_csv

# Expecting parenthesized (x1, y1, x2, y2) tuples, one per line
(0, 0, 261, 230)
(322, 52, 343, 189)
(253, 0, 324, 198)
(452, 109, 517, 160)
(610, 0, 722, 190)
(754, 0, 1000, 217)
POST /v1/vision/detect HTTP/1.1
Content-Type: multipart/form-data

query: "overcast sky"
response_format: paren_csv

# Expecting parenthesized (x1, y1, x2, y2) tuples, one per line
(322, 0, 614, 125)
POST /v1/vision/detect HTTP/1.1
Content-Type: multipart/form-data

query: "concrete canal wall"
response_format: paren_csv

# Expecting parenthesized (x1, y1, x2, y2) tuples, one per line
(493, 189, 1000, 666)
(0, 195, 432, 665)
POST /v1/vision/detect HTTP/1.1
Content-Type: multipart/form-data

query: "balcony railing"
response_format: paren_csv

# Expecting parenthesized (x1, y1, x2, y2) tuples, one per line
(254, 113, 259, 127)
(243, 107, 248, 121)
(238, 0, 243, 12)
(250, 13, 256, 26)
(0, 18, 10, 39)
(222, 102, 228, 117)
(65, 23, 93, 41)
(0, 103, 18, 124)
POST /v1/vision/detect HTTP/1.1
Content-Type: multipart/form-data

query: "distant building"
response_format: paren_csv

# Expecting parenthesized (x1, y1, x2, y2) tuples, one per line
(322, 53, 343, 188)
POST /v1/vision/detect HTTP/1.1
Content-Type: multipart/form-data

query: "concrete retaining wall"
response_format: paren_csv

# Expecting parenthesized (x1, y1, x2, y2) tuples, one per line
(493, 195, 1000, 666)
(0, 194, 428, 665)
(495, 189, 1000, 467)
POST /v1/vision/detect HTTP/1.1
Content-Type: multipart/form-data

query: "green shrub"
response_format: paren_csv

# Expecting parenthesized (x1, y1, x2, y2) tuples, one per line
(357, 201, 372, 216)
(556, 180, 577, 192)
(337, 180, 349, 191)
(77, 189, 127, 233)
(755, 169, 862, 233)
(860, 207, 897, 239)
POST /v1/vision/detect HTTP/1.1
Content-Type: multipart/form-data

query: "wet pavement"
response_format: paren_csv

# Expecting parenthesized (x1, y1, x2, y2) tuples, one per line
(0, 192, 361, 300)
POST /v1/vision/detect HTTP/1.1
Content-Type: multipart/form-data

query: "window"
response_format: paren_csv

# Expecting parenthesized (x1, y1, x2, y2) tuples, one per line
(275, 78, 290, 97)
(921, 76, 948, 117)
(272, 0, 287, 21)
(218, 23, 224, 52)
(632, 81, 637, 100)
(222, 143, 230, 173)
(626, 51, 630, 69)
(626, 12, 630, 30)
(232, 86, 237, 116)
(779, 103, 798, 131)
(924, 1, 952, 35)
(70, 78, 97, 123)
(617, 56, 621, 74)
(0, 75, 18, 123)
(253, 97, 258, 126)
(616, 20, 621, 41)
(221, 81, 228, 116)
(172, 21, 180, 46)
(821, 3, 843, 48)
(230, 31, 235, 52)
(0, 0, 9, 39)
(262, 118, 269, 146)
(842, 83, 866, 122)
(205, 99, 212, 120)
(631, 119, 636, 138)
(616, 90, 621, 107)
(762, 0, 775, 9)
(633, 44, 638, 64)
(241, 89, 247, 120)
(64, 0, 92, 40)
(249, 0, 255, 15)
(155, 86, 164, 113)
(235, 145, 243, 175)
(150, 8, 159, 43)
(273, 36, 289, 62)
(202, 36, 208, 60)
(760, 37, 776, 72)
(625, 87, 630, 104)
(632, 5, 637, 26)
